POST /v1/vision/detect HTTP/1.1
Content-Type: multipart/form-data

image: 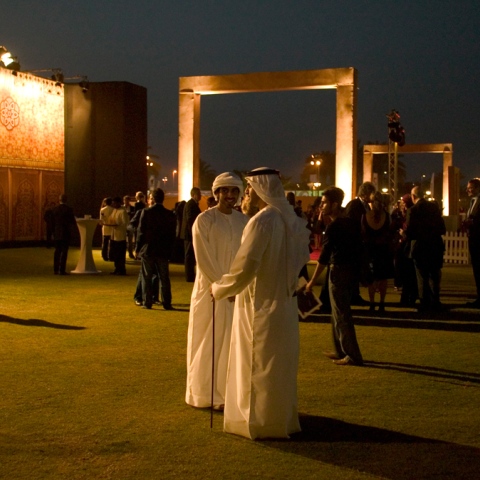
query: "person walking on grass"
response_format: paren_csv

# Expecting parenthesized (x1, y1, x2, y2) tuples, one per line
(306, 186, 364, 367)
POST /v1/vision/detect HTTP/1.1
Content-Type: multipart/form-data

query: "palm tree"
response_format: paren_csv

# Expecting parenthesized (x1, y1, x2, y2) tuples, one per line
(199, 159, 217, 190)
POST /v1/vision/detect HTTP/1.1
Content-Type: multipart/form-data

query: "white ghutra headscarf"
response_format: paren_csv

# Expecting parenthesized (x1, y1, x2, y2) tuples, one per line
(212, 172, 244, 206)
(245, 167, 310, 296)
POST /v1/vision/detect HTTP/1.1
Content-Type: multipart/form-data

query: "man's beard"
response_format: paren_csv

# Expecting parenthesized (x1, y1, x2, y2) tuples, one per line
(241, 196, 259, 217)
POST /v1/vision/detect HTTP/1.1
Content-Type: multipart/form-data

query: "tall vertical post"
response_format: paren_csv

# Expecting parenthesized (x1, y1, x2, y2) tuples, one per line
(336, 71, 357, 202)
(178, 91, 201, 201)
(387, 110, 404, 202)
(443, 146, 453, 215)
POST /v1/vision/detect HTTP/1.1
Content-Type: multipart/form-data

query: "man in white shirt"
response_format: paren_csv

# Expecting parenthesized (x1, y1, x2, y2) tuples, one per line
(100, 197, 114, 261)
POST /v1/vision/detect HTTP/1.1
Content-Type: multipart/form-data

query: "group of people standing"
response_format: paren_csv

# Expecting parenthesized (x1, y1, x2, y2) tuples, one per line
(186, 168, 310, 440)
(48, 171, 480, 443)
(307, 180, 453, 315)
(99, 192, 148, 274)
(183, 172, 480, 441)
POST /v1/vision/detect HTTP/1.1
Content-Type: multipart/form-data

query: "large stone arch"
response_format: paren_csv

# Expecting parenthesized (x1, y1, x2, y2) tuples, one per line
(363, 143, 458, 216)
(178, 67, 358, 201)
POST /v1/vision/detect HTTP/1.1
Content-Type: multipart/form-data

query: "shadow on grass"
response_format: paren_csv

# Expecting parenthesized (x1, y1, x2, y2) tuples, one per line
(302, 306, 480, 333)
(364, 360, 480, 384)
(0, 314, 86, 330)
(172, 306, 191, 312)
(262, 414, 480, 480)
(355, 316, 480, 333)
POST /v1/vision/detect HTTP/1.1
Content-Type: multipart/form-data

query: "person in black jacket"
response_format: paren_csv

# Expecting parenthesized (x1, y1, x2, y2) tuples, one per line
(406, 186, 446, 312)
(344, 181, 376, 306)
(465, 178, 480, 308)
(52, 194, 76, 275)
(306, 186, 364, 366)
(183, 187, 202, 282)
(135, 188, 176, 310)
(130, 194, 160, 306)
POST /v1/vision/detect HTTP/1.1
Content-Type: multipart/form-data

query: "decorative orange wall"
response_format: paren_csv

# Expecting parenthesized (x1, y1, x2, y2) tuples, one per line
(0, 67, 64, 243)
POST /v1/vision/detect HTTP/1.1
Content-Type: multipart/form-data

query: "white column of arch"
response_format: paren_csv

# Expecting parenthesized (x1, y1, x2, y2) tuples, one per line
(336, 78, 357, 203)
(178, 91, 201, 201)
(443, 147, 453, 216)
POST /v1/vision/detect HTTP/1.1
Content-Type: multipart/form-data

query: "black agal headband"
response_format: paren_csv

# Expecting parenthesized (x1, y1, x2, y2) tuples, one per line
(245, 168, 280, 177)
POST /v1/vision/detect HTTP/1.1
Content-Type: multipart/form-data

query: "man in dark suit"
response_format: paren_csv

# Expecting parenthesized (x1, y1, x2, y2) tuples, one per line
(135, 188, 176, 310)
(465, 178, 480, 308)
(183, 187, 202, 282)
(345, 181, 376, 224)
(406, 186, 446, 312)
(345, 181, 376, 305)
(52, 194, 76, 275)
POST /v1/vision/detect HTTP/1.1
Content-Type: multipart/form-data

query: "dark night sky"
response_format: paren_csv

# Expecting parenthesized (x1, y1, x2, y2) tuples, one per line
(3, 0, 479, 187)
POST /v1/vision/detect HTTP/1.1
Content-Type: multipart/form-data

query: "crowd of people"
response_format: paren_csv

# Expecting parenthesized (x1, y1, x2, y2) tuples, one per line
(305, 181, 453, 314)
(46, 172, 480, 441)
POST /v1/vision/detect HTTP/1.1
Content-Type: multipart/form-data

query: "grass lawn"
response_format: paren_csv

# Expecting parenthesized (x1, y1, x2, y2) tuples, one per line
(1, 247, 479, 479)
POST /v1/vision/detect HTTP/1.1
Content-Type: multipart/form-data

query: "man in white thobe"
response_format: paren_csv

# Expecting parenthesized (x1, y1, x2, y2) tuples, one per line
(212, 168, 310, 440)
(186, 173, 248, 409)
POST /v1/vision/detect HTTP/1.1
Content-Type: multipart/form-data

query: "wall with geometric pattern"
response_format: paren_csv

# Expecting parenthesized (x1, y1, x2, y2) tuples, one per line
(1, 67, 148, 245)
(0, 67, 64, 243)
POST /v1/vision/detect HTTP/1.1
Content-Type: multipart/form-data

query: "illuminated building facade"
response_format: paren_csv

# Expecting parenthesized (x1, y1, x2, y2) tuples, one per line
(0, 67, 64, 243)
(0, 65, 147, 245)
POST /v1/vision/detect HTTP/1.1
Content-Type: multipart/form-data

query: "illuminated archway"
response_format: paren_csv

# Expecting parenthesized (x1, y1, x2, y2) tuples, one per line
(362, 143, 458, 216)
(178, 68, 358, 201)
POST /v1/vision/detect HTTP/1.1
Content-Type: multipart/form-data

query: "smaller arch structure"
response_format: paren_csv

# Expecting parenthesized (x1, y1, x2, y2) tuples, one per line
(363, 143, 458, 216)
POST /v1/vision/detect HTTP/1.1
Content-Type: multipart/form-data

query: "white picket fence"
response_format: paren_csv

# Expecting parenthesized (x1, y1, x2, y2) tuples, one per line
(444, 232, 470, 265)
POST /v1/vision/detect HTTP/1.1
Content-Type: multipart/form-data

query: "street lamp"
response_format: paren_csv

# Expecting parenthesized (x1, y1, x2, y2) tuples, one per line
(172, 170, 177, 190)
(310, 155, 322, 183)
(420, 174, 427, 191)
(162, 177, 168, 190)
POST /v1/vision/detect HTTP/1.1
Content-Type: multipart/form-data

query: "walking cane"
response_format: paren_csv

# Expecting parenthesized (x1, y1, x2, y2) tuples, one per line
(210, 298, 215, 429)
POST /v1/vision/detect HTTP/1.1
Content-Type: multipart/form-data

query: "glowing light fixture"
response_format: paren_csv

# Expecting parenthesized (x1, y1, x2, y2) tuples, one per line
(310, 154, 322, 185)
(172, 169, 177, 190)
(0, 46, 20, 71)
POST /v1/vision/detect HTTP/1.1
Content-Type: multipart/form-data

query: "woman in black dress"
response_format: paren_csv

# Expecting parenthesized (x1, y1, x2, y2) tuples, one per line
(362, 192, 395, 312)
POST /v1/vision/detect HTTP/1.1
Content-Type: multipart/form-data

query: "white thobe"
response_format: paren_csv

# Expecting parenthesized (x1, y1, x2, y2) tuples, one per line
(186, 208, 248, 407)
(100, 205, 114, 236)
(110, 207, 129, 241)
(212, 206, 310, 439)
